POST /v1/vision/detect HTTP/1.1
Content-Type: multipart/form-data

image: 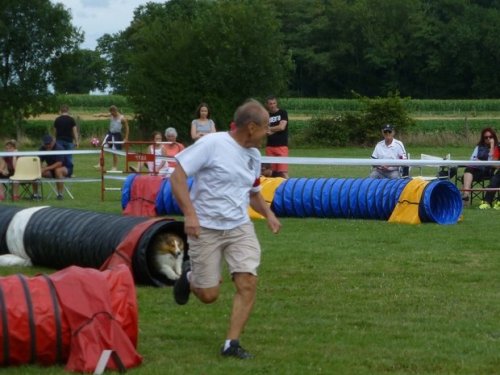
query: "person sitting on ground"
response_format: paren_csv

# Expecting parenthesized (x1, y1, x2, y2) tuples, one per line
(369, 124, 407, 179)
(33, 135, 73, 200)
(0, 139, 19, 200)
(191, 102, 216, 141)
(164, 127, 185, 169)
(477, 130, 500, 210)
(461, 127, 498, 202)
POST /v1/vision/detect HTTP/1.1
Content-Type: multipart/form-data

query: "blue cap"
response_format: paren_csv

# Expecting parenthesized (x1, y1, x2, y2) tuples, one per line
(42, 134, 53, 145)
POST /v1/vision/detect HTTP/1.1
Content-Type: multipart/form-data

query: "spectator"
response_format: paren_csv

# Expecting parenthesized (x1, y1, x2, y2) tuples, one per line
(0, 140, 19, 200)
(164, 127, 185, 168)
(265, 95, 289, 178)
(34, 135, 73, 200)
(369, 124, 407, 179)
(94, 105, 129, 171)
(191, 102, 216, 141)
(461, 127, 498, 201)
(170, 99, 281, 359)
(53, 104, 79, 166)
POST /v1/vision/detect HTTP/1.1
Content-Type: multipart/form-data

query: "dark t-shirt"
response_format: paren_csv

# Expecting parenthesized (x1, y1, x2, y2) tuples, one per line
(266, 108, 289, 147)
(54, 114, 76, 142)
(39, 142, 72, 169)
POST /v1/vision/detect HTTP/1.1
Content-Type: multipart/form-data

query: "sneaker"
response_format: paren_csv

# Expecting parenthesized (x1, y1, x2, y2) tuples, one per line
(93, 164, 101, 169)
(479, 201, 491, 209)
(220, 340, 253, 359)
(56, 194, 64, 200)
(461, 193, 470, 201)
(494, 201, 500, 210)
(129, 165, 139, 173)
(32, 194, 42, 201)
(173, 261, 191, 305)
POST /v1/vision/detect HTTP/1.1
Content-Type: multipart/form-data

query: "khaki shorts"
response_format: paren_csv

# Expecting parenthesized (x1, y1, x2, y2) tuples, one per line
(188, 222, 261, 289)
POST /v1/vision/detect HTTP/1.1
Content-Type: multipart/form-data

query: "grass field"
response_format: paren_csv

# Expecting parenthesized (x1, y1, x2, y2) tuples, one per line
(1, 147, 499, 374)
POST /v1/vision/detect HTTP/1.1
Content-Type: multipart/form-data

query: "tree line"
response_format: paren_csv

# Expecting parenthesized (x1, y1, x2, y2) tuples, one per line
(2, 0, 500, 136)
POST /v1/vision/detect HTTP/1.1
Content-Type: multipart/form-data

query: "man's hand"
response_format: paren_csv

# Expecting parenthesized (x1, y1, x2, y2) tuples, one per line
(184, 214, 201, 238)
(267, 212, 281, 234)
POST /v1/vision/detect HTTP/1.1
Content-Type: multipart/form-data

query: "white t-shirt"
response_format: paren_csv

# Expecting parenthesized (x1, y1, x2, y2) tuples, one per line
(371, 139, 407, 171)
(175, 132, 261, 230)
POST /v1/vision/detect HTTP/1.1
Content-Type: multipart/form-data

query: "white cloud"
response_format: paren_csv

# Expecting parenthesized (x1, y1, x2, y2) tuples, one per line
(53, 0, 164, 49)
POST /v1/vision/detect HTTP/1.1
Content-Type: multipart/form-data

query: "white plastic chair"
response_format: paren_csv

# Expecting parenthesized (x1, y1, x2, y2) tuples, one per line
(9, 156, 42, 199)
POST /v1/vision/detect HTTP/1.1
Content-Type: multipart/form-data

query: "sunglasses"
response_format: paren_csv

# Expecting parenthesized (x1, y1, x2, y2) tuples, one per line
(383, 130, 392, 134)
(484, 135, 493, 139)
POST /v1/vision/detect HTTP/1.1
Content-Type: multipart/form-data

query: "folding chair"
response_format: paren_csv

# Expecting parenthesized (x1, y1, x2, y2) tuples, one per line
(417, 153, 453, 180)
(9, 156, 43, 199)
(455, 168, 492, 205)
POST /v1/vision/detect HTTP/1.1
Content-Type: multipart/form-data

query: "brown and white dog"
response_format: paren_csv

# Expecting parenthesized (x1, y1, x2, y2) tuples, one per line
(151, 232, 185, 281)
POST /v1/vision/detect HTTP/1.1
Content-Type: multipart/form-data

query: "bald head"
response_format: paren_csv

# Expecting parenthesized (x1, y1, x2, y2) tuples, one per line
(234, 100, 269, 129)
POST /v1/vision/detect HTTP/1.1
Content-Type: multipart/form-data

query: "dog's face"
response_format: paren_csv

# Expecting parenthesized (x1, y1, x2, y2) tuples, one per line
(152, 232, 184, 258)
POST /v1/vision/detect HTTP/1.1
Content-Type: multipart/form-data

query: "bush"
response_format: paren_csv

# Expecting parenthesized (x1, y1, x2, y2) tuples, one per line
(300, 92, 415, 147)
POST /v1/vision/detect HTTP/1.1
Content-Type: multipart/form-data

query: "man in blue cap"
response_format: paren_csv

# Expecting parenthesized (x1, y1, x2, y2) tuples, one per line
(33, 134, 73, 200)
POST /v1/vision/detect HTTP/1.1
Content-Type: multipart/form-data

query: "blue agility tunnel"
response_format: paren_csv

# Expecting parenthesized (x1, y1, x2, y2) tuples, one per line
(272, 177, 411, 219)
(271, 177, 462, 224)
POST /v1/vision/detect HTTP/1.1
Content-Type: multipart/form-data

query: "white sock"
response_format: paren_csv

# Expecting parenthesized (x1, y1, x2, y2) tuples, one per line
(223, 339, 232, 351)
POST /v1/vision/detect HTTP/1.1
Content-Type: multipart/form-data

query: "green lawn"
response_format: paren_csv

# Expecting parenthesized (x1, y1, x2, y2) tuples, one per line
(1, 148, 499, 374)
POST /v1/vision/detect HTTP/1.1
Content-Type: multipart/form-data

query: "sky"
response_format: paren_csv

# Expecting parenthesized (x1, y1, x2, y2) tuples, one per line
(53, 0, 165, 50)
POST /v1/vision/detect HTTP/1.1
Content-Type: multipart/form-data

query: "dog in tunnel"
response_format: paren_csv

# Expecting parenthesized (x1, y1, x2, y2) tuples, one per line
(151, 232, 185, 281)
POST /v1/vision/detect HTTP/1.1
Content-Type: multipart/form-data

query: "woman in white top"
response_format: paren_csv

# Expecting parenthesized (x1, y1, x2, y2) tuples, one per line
(191, 102, 216, 141)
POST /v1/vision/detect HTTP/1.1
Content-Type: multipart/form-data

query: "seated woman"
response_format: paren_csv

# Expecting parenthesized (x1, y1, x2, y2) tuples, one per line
(163, 127, 185, 169)
(461, 127, 499, 201)
(0, 140, 19, 200)
(478, 132, 500, 209)
(144, 131, 168, 175)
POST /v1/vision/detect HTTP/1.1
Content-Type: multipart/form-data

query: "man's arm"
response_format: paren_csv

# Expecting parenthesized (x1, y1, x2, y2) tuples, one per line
(170, 165, 200, 238)
(42, 161, 62, 174)
(122, 117, 129, 141)
(268, 119, 288, 134)
(249, 191, 281, 234)
(73, 125, 79, 148)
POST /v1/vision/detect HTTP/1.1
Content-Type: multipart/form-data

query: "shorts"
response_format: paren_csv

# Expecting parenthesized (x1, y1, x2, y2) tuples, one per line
(265, 146, 288, 172)
(464, 166, 493, 182)
(188, 222, 261, 289)
(104, 132, 123, 150)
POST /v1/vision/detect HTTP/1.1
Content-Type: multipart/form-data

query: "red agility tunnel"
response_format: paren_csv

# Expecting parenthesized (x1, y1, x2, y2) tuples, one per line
(0, 264, 141, 372)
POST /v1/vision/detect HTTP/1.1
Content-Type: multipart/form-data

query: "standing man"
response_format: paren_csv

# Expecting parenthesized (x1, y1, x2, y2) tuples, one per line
(53, 104, 79, 166)
(265, 95, 289, 178)
(369, 124, 407, 179)
(170, 100, 281, 359)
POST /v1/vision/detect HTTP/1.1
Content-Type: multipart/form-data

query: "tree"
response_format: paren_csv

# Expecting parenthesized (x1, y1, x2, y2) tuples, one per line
(0, 0, 82, 136)
(99, 0, 292, 140)
(51, 49, 107, 94)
